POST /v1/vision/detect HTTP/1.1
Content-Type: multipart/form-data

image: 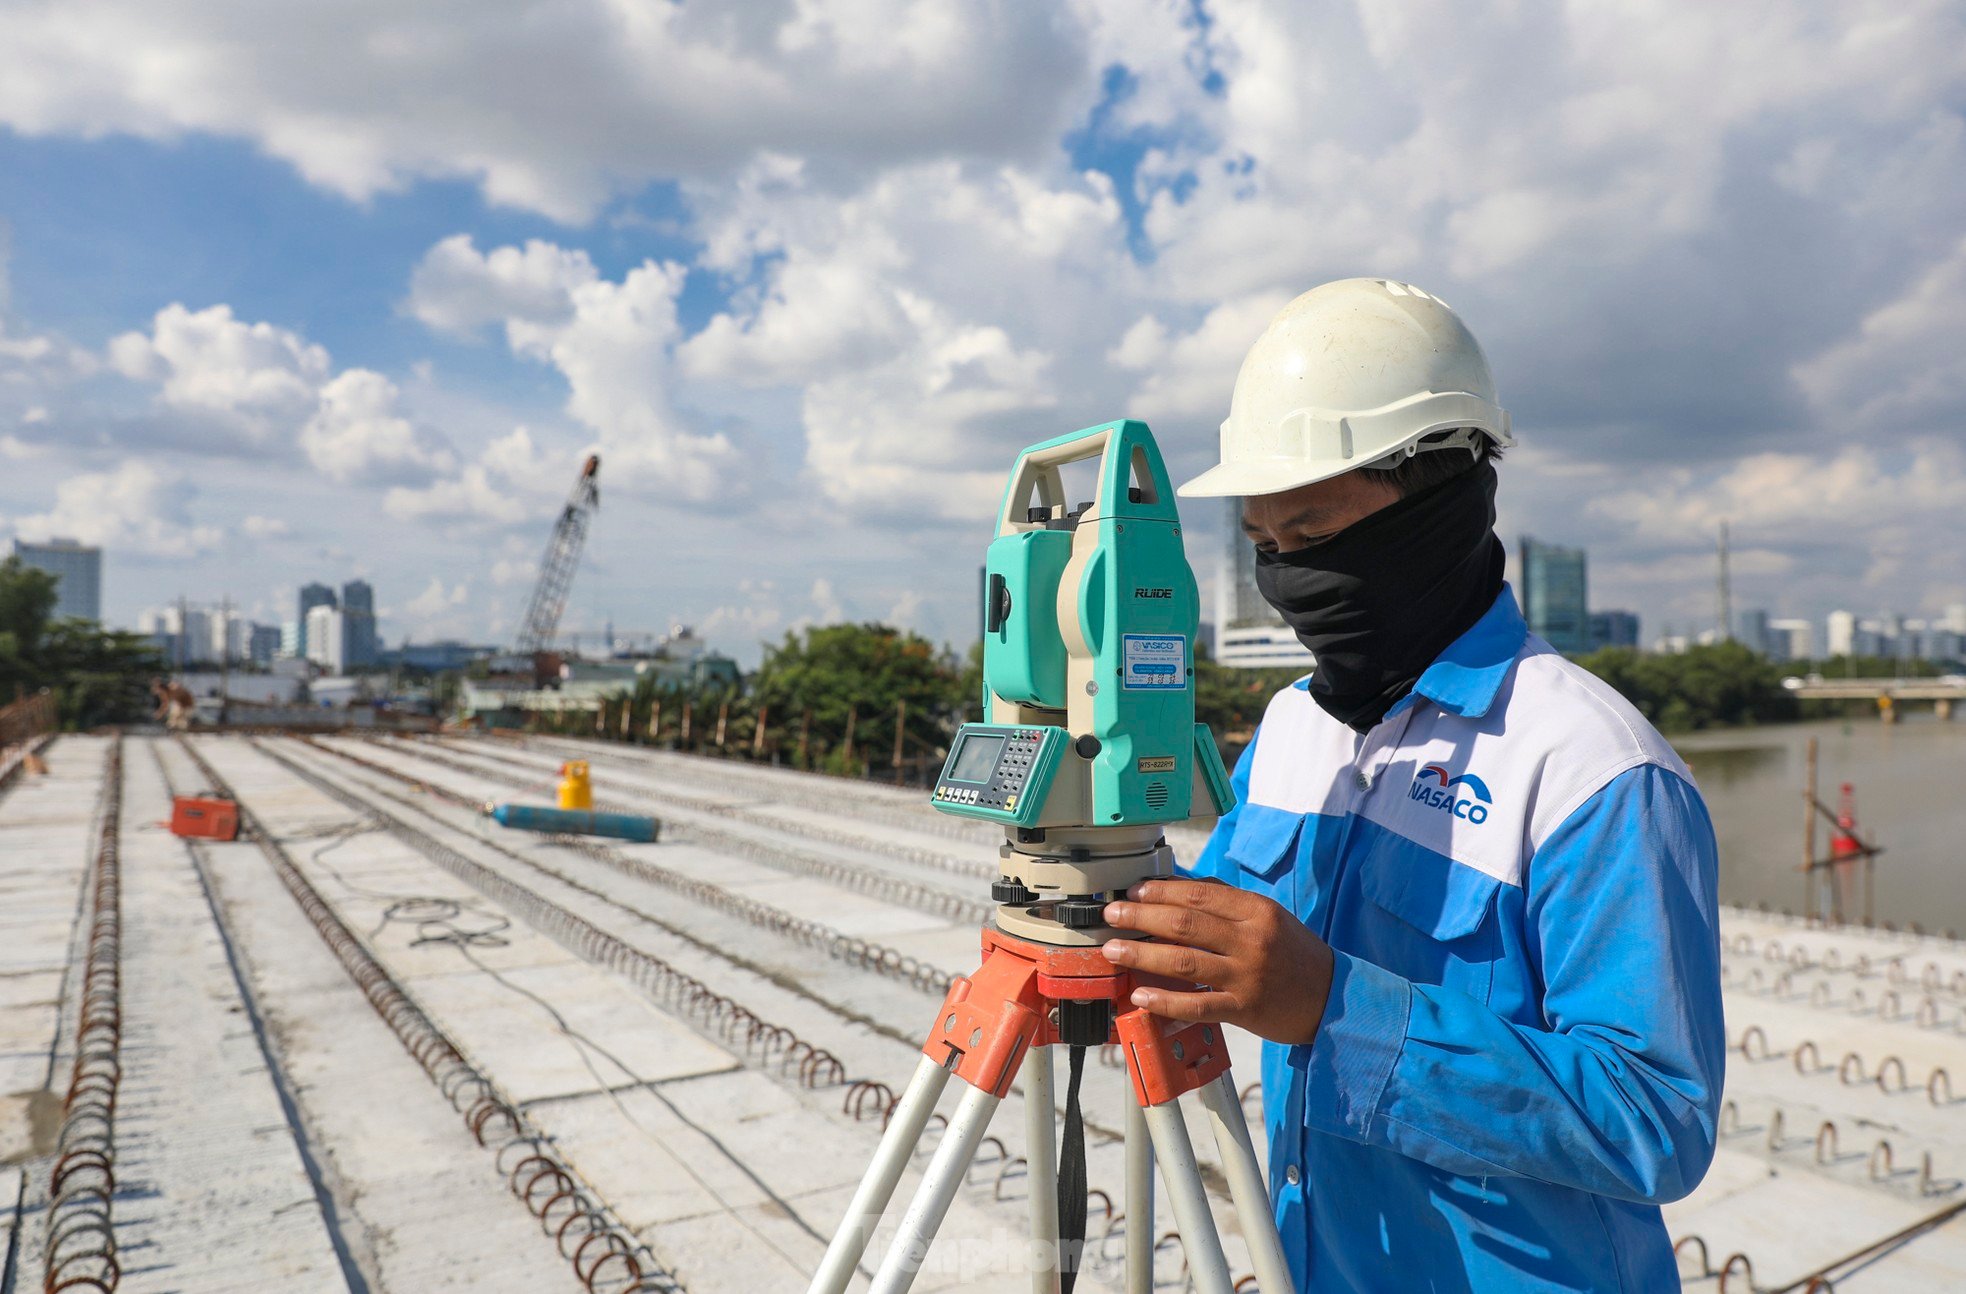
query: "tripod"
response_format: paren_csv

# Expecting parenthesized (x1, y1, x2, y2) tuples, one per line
(809, 926, 1295, 1294)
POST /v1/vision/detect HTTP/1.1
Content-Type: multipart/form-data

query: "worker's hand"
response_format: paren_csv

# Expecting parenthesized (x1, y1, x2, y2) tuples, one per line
(1100, 878, 1335, 1047)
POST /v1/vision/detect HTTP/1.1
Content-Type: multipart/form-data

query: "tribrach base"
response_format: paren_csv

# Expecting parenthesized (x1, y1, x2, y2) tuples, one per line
(808, 928, 1296, 1294)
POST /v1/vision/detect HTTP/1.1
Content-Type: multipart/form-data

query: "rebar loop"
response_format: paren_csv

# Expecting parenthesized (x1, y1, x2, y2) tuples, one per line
(357, 736, 993, 924)
(304, 736, 965, 995)
(174, 738, 679, 1293)
(42, 739, 124, 1294)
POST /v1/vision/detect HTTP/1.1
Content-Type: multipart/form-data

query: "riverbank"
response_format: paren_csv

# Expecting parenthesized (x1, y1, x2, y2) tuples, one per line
(1674, 716, 1966, 933)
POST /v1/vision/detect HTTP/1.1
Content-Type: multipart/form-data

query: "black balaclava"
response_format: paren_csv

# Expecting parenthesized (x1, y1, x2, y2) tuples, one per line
(1253, 458, 1506, 732)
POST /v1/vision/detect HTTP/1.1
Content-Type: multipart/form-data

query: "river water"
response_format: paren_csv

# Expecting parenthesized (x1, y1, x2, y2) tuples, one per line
(1675, 717, 1966, 934)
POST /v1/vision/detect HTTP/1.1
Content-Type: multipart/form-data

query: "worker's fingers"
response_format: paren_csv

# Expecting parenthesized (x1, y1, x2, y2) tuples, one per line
(1100, 937, 1231, 984)
(1128, 986, 1240, 1024)
(1125, 877, 1259, 919)
(1102, 900, 1238, 952)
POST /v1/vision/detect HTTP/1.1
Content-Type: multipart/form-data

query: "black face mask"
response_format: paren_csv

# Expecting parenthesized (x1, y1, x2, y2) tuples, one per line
(1253, 459, 1506, 733)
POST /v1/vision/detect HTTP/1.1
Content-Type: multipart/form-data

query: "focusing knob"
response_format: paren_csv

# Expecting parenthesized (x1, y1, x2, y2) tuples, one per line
(991, 878, 1040, 905)
(1074, 734, 1101, 759)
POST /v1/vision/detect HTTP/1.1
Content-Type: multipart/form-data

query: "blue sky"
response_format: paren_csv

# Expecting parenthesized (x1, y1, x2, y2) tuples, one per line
(2, 0, 1963, 662)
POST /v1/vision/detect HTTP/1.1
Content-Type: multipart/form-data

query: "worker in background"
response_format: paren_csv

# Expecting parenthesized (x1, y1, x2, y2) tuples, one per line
(1101, 279, 1724, 1291)
(150, 677, 195, 731)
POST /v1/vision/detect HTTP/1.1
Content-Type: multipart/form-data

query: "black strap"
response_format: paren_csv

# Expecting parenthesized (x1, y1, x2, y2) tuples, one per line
(1057, 1045, 1089, 1292)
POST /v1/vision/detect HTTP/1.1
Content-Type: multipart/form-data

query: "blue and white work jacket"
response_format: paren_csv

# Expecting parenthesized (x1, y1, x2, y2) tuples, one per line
(1190, 586, 1724, 1293)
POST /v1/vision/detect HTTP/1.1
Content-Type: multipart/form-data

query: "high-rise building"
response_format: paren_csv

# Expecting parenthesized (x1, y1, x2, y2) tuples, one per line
(299, 583, 337, 659)
(1767, 619, 1814, 663)
(1588, 610, 1640, 652)
(305, 605, 346, 674)
(341, 578, 379, 669)
(1737, 609, 1770, 656)
(12, 538, 102, 622)
(1519, 537, 1589, 655)
(209, 609, 248, 663)
(1215, 499, 1310, 669)
(248, 623, 283, 666)
(139, 605, 214, 666)
(279, 620, 301, 658)
(1826, 610, 1855, 658)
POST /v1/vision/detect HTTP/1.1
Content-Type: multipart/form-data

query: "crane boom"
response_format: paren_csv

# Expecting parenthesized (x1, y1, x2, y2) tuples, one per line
(515, 454, 600, 657)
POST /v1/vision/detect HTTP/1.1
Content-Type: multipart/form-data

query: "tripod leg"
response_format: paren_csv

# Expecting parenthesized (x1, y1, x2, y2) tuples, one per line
(1141, 1100, 1235, 1294)
(1022, 1046, 1060, 1294)
(867, 1082, 1003, 1294)
(1197, 1074, 1295, 1294)
(1124, 1092, 1153, 1294)
(809, 1054, 954, 1294)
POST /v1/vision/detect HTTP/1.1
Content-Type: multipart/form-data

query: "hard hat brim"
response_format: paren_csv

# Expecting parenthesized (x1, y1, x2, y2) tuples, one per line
(1176, 457, 1376, 498)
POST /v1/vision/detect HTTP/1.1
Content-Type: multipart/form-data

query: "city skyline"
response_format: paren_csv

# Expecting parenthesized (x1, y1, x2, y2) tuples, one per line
(42, 526, 1966, 673)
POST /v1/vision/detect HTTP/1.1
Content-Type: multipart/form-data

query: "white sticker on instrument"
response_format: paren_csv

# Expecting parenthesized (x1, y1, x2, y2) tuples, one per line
(1121, 634, 1187, 690)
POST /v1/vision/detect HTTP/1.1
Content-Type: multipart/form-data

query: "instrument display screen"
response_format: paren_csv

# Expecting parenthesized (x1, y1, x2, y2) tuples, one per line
(948, 734, 1006, 784)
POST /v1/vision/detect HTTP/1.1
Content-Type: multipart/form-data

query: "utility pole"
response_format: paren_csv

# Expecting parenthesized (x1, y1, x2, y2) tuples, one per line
(219, 594, 232, 727)
(1716, 520, 1733, 643)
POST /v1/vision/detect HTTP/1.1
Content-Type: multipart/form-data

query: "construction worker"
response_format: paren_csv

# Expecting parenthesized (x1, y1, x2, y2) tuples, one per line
(1101, 279, 1724, 1291)
(150, 676, 195, 731)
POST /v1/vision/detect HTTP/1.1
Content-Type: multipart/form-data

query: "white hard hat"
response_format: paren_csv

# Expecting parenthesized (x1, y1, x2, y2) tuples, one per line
(1177, 277, 1514, 498)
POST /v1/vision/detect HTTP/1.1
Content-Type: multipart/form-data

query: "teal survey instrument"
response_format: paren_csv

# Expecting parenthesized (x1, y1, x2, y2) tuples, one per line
(810, 422, 1293, 1294)
(933, 419, 1235, 942)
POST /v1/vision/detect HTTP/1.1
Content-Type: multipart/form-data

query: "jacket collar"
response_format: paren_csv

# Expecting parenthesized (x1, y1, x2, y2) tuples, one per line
(1292, 583, 1526, 722)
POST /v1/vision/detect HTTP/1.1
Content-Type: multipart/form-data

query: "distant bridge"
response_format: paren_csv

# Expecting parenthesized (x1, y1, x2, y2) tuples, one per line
(1784, 676, 1966, 719)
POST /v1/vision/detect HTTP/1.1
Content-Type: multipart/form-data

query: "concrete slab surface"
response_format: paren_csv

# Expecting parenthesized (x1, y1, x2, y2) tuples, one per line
(9, 730, 1966, 1290)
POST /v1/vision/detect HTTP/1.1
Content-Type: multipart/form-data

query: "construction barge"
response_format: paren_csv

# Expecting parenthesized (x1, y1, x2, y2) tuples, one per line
(4, 732, 1965, 1291)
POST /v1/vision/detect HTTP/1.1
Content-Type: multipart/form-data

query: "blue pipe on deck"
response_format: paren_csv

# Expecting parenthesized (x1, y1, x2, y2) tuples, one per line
(488, 803, 660, 843)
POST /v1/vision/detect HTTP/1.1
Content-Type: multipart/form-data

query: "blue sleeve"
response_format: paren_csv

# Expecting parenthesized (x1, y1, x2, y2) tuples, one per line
(1289, 763, 1726, 1204)
(1182, 727, 1257, 883)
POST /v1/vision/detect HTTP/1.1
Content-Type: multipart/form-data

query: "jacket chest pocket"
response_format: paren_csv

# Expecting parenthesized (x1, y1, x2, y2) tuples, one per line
(1354, 849, 1504, 1004)
(1223, 805, 1305, 913)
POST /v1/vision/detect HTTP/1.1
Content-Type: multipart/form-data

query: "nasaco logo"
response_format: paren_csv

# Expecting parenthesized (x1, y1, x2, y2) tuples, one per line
(1410, 763, 1493, 824)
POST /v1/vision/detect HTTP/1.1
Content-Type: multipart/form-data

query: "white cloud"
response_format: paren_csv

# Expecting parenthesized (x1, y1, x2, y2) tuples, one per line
(1597, 440, 1966, 543)
(1792, 234, 1966, 433)
(300, 369, 456, 484)
(103, 302, 460, 488)
(698, 578, 788, 643)
(1107, 292, 1290, 424)
(405, 575, 470, 617)
(1136, 1, 1966, 297)
(383, 460, 529, 526)
(400, 575, 477, 639)
(489, 557, 532, 586)
(382, 426, 560, 525)
(407, 237, 738, 500)
(674, 158, 1136, 516)
(810, 577, 847, 624)
(11, 461, 222, 558)
(109, 303, 327, 429)
(0, 0, 1091, 222)
(406, 235, 598, 337)
(241, 514, 288, 539)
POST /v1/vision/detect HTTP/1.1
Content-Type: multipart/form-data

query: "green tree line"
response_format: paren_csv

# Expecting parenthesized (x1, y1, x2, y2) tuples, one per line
(0, 556, 163, 728)
(522, 622, 1312, 779)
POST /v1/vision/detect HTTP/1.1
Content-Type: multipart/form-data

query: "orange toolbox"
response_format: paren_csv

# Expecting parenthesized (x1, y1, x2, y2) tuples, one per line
(169, 795, 240, 841)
